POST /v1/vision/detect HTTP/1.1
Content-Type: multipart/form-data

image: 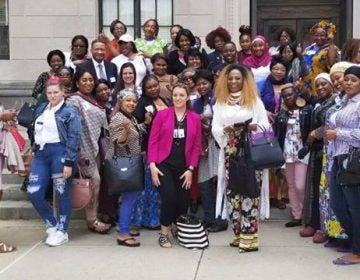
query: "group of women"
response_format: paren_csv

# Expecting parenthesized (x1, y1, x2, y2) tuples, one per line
(0, 18, 358, 265)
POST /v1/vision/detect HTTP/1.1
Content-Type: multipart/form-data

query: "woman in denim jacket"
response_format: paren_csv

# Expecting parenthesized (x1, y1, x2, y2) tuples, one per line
(28, 76, 81, 247)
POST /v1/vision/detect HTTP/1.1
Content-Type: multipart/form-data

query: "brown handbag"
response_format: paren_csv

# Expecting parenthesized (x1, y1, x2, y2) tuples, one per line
(53, 167, 93, 210)
(70, 170, 93, 210)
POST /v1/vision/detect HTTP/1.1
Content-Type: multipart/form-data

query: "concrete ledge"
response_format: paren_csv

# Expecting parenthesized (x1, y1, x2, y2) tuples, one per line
(0, 201, 86, 220)
(1, 184, 28, 201)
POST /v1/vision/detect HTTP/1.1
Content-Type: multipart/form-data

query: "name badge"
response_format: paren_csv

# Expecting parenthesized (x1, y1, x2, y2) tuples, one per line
(173, 128, 185, 138)
(288, 117, 296, 125)
(110, 77, 116, 83)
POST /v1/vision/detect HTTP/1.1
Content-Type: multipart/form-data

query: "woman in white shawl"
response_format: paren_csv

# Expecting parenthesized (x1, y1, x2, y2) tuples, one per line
(212, 64, 270, 253)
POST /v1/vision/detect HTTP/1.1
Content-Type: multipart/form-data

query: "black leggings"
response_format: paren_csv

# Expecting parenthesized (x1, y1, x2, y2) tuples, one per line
(158, 163, 190, 226)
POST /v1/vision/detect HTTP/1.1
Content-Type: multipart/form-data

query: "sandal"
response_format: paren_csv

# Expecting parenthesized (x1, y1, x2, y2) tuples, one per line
(239, 247, 259, 253)
(229, 236, 240, 247)
(229, 240, 240, 247)
(158, 233, 172, 248)
(129, 230, 140, 237)
(117, 237, 140, 247)
(333, 255, 360, 265)
(0, 242, 16, 253)
(87, 219, 111, 234)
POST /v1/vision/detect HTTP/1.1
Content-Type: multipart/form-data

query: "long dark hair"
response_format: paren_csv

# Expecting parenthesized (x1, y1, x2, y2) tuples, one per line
(71, 67, 95, 94)
(113, 62, 137, 94)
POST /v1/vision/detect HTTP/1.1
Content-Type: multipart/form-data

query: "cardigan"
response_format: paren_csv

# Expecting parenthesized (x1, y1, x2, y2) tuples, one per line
(147, 107, 201, 167)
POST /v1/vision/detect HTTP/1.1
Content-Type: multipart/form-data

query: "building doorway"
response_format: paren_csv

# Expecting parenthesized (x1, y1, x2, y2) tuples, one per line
(251, 0, 352, 49)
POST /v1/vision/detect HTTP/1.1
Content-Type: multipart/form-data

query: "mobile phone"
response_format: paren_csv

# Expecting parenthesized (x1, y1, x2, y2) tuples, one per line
(233, 118, 252, 128)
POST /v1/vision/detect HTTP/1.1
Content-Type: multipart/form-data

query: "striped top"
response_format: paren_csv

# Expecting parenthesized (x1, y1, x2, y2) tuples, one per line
(328, 94, 360, 160)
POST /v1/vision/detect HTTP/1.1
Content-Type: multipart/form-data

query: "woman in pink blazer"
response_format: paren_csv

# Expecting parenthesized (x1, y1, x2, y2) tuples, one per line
(148, 83, 202, 248)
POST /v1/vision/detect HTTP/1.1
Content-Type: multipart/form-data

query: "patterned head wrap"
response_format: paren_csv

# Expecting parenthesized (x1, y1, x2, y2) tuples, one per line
(310, 20, 336, 36)
(117, 87, 139, 101)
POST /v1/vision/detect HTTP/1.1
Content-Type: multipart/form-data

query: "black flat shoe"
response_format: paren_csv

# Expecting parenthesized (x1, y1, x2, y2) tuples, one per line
(285, 219, 302, 227)
(207, 220, 228, 232)
(116, 237, 140, 247)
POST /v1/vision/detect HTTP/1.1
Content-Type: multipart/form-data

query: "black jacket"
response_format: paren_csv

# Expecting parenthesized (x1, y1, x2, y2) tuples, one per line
(275, 104, 313, 151)
(77, 59, 118, 89)
(167, 50, 187, 76)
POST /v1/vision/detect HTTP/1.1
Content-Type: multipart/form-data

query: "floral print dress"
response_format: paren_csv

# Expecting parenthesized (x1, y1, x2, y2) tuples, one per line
(225, 134, 262, 252)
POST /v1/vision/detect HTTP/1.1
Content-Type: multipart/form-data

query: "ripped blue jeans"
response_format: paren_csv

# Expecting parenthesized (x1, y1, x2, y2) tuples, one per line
(27, 143, 72, 232)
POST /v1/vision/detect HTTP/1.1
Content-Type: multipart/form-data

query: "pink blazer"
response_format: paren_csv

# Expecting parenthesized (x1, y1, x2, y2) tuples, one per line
(147, 107, 201, 167)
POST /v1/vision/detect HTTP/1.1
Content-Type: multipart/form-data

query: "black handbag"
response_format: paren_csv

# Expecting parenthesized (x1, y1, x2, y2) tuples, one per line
(17, 102, 35, 129)
(246, 125, 285, 170)
(104, 151, 144, 195)
(228, 150, 259, 198)
(336, 148, 360, 186)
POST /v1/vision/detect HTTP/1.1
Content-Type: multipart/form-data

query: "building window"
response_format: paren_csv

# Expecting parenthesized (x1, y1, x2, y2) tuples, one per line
(0, 0, 9, 59)
(100, 0, 173, 41)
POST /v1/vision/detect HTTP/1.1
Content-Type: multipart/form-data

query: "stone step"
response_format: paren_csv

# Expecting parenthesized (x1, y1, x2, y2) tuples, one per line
(0, 201, 86, 220)
(2, 173, 26, 185)
(0, 200, 290, 221)
(1, 184, 27, 201)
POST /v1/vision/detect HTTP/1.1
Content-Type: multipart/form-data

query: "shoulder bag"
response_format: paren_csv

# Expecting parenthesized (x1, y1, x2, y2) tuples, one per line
(104, 146, 144, 195)
(336, 147, 360, 186)
(17, 102, 35, 129)
(246, 125, 285, 170)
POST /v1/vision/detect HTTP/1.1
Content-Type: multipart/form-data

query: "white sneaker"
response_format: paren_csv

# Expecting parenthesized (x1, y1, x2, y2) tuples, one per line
(45, 227, 57, 244)
(46, 231, 69, 247)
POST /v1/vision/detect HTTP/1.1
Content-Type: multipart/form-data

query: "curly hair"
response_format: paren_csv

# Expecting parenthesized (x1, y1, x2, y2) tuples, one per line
(341, 38, 360, 63)
(46, 49, 65, 67)
(274, 27, 296, 42)
(205, 27, 232, 49)
(215, 64, 258, 107)
(110, 19, 127, 35)
(239, 25, 252, 39)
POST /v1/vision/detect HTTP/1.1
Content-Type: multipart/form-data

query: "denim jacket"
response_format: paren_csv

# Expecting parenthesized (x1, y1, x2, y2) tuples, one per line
(31, 102, 81, 166)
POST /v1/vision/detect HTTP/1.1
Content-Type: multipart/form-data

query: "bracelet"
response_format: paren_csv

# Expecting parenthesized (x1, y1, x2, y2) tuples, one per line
(187, 168, 194, 173)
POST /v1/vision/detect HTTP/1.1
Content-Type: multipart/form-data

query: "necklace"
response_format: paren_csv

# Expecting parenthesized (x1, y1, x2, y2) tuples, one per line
(227, 91, 242, 106)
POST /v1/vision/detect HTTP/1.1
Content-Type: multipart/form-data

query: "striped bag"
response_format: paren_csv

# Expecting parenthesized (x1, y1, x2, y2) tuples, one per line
(176, 214, 209, 249)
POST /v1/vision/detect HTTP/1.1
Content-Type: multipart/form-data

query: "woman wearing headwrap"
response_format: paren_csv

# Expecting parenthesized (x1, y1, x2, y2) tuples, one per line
(109, 88, 152, 247)
(324, 66, 360, 265)
(303, 20, 339, 95)
(319, 61, 353, 251)
(243, 35, 272, 90)
(298, 73, 336, 243)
